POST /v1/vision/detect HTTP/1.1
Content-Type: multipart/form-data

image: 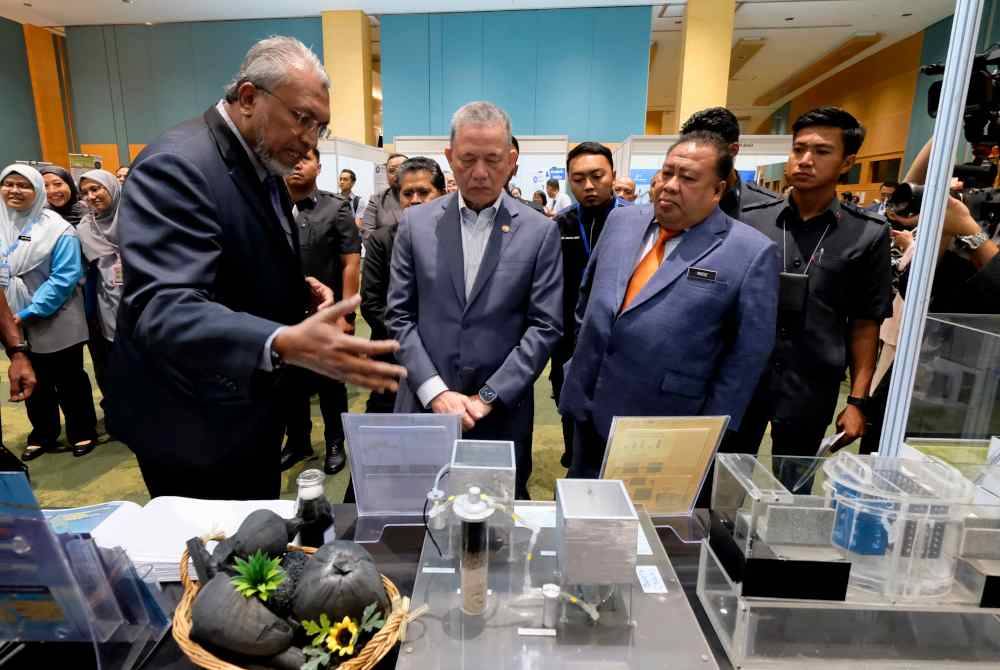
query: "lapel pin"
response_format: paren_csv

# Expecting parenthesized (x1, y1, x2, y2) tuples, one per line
(501, 224, 511, 233)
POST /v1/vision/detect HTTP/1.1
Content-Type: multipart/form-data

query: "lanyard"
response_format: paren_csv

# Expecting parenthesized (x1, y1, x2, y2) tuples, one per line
(576, 204, 593, 258)
(575, 199, 625, 258)
(783, 213, 834, 275)
(1, 221, 34, 265)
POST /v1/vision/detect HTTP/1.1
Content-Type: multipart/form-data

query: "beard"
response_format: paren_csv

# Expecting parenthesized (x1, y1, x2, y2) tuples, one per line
(253, 135, 295, 177)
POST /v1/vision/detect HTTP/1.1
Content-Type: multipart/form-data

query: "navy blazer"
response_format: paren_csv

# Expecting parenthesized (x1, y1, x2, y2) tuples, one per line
(385, 192, 563, 441)
(107, 106, 307, 468)
(559, 205, 780, 441)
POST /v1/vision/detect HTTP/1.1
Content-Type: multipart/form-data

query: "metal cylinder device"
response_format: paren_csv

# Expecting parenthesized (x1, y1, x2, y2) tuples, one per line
(542, 583, 561, 628)
(453, 486, 495, 616)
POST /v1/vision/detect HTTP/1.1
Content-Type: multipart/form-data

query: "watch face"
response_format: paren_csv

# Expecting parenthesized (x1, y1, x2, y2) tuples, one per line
(480, 386, 497, 404)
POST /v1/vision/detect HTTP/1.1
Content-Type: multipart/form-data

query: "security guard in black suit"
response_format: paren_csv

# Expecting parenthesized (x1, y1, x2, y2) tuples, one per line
(680, 106, 783, 219)
(727, 107, 892, 490)
(551, 142, 625, 468)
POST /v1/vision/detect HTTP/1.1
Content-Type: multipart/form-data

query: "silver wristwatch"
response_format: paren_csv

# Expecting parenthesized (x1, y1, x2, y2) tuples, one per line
(954, 229, 989, 259)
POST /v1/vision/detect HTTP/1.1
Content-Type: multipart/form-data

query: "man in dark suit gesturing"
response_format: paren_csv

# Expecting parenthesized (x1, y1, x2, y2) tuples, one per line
(559, 131, 780, 478)
(109, 37, 405, 500)
(386, 101, 563, 498)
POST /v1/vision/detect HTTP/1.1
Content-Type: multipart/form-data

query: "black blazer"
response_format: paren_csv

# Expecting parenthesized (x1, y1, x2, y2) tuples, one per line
(108, 106, 308, 469)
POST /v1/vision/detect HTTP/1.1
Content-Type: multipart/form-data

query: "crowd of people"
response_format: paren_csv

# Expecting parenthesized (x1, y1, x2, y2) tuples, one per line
(3, 35, 998, 501)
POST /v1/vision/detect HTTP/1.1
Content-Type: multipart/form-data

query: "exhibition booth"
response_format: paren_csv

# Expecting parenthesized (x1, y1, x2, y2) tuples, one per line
(3, 0, 1000, 668)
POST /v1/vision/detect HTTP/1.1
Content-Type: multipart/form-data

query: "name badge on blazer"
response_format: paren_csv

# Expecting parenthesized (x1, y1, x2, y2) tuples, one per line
(688, 267, 718, 283)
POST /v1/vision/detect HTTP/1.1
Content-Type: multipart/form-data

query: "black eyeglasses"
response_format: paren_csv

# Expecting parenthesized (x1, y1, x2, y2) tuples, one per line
(257, 86, 328, 138)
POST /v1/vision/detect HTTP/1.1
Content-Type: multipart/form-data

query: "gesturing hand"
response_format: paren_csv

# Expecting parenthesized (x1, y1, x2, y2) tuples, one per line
(273, 295, 405, 391)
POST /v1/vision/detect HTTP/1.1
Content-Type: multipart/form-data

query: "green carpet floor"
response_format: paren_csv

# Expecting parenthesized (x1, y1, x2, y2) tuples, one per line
(5, 320, 848, 509)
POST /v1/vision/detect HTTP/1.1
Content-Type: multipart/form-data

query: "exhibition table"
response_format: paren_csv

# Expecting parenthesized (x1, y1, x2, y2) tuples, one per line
(12, 505, 731, 670)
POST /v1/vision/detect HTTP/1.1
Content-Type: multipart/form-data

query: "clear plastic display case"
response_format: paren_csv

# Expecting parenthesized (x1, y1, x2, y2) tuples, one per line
(698, 453, 1000, 668)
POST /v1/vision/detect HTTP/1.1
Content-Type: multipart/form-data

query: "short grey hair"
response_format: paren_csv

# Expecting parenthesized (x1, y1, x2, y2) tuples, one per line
(449, 101, 512, 146)
(224, 36, 329, 102)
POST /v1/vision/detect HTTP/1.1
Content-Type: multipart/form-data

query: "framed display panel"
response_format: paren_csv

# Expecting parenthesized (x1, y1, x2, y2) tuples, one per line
(599, 416, 728, 516)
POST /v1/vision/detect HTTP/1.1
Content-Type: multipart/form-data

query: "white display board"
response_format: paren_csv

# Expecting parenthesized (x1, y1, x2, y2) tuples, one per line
(393, 135, 571, 201)
(617, 134, 792, 203)
(316, 137, 388, 206)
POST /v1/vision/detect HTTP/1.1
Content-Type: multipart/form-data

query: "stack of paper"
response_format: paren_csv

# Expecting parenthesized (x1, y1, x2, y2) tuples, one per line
(87, 497, 297, 582)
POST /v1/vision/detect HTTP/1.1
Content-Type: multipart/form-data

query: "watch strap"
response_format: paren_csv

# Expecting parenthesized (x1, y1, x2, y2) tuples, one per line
(846, 395, 867, 409)
(5, 342, 29, 357)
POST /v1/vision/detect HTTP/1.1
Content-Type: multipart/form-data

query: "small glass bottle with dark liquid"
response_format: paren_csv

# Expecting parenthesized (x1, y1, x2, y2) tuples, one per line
(295, 468, 334, 547)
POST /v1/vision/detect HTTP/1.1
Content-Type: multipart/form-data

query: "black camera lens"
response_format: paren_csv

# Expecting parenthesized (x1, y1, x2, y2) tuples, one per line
(888, 182, 924, 218)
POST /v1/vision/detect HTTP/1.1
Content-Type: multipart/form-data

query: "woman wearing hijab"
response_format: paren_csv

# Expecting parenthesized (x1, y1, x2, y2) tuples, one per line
(77, 170, 122, 406)
(39, 166, 87, 227)
(0, 164, 98, 461)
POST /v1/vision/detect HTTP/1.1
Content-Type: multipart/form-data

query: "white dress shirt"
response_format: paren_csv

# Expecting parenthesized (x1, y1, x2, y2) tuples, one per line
(415, 191, 504, 408)
(636, 219, 684, 269)
(547, 191, 572, 214)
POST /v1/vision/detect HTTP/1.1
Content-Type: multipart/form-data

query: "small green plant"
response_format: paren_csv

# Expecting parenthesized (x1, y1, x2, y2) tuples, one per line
(230, 550, 284, 602)
(300, 603, 387, 669)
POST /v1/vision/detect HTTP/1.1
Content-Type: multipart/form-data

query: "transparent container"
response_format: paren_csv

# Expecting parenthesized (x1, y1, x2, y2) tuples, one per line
(907, 314, 1000, 443)
(822, 452, 975, 599)
(340, 413, 460, 541)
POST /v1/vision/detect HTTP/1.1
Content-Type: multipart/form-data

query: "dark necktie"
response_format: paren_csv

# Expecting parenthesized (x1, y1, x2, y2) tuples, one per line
(264, 175, 293, 249)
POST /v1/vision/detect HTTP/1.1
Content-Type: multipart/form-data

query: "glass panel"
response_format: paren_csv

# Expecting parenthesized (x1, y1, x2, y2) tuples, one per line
(906, 315, 1000, 450)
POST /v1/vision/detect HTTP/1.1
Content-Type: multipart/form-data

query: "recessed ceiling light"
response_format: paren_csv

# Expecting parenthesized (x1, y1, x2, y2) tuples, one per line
(902, 12, 913, 17)
(144, 21, 153, 26)
(785, 17, 794, 21)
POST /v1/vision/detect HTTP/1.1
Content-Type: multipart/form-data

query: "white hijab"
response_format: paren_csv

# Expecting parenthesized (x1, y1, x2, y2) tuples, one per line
(0, 164, 72, 313)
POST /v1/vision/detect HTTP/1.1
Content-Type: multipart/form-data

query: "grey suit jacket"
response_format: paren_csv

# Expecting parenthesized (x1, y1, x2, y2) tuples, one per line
(361, 187, 403, 239)
(385, 192, 563, 439)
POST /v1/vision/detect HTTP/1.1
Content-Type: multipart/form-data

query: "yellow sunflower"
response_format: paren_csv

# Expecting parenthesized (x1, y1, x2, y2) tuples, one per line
(327, 616, 360, 656)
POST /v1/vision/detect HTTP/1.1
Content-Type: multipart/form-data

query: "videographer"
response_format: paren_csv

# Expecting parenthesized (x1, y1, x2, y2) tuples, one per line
(890, 137, 1000, 313)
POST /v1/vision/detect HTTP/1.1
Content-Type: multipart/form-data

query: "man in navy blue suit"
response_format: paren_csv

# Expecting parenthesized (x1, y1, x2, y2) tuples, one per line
(559, 131, 780, 478)
(108, 37, 404, 500)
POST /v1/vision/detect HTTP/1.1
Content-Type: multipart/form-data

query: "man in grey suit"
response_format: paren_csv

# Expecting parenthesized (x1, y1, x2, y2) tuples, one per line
(386, 101, 563, 498)
(559, 131, 780, 478)
(361, 153, 407, 240)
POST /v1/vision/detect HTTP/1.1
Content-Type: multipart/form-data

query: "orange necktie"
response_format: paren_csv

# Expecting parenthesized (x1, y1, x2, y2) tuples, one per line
(620, 227, 680, 312)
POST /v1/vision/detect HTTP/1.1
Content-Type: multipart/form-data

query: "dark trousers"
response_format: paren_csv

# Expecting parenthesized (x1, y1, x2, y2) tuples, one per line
(87, 328, 111, 400)
(134, 427, 283, 500)
(25, 343, 98, 446)
(723, 379, 839, 494)
(859, 364, 892, 456)
(283, 370, 349, 449)
(549, 363, 574, 467)
(88, 330, 113, 436)
(365, 389, 396, 414)
(567, 418, 606, 480)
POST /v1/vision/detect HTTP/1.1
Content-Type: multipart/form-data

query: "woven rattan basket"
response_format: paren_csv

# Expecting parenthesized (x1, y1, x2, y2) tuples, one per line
(173, 540, 403, 670)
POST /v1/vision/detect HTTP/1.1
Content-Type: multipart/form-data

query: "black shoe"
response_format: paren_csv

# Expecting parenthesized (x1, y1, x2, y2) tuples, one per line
(21, 443, 50, 462)
(560, 450, 572, 469)
(324, 441, 346, 475)
(280, 443, 315, 472)
(72, 439, 98, 457)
